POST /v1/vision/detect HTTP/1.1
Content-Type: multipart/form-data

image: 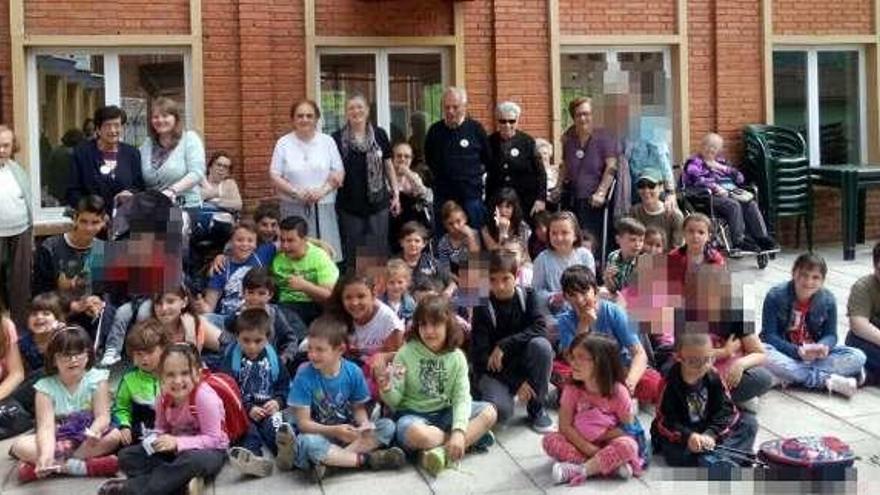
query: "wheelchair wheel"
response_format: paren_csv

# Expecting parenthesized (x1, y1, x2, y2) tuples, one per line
(757, 253, 769, 270)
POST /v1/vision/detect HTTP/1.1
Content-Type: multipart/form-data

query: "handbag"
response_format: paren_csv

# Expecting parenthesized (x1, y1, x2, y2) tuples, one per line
(728, 188, 754, 203)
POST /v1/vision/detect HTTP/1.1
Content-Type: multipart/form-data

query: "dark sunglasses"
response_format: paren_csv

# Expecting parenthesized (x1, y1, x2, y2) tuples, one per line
(498, 119, 517, 125)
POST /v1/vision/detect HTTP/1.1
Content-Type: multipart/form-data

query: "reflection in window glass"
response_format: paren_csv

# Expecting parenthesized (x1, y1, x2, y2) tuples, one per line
(818, 51, 860, 164)
(320, 54, 377, 134)
(389, 53, 443, 167)
(772, 51, 808, 143)
(36, 54, 104, 207)
(120, 54, 185, 147)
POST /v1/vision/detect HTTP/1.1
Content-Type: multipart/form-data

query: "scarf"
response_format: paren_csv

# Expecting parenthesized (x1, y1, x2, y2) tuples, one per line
(341, 123, 385, 205)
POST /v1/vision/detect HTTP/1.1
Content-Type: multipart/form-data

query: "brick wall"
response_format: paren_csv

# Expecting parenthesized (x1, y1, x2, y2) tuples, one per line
(0, 1, 10, 126)
(774, 0, 873, 35)
(559, 0, 676, 35)
(25, 0, 190, 35)
(315, 0, 453, 37)
(687, 0, 716, 148)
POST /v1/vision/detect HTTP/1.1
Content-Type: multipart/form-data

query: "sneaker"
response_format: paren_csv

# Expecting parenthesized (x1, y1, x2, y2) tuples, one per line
(229, 446, 274, 477)
(419, 446, 448, 477)
(367, 447, 406, 470)
(826, 374, 858, 398)
(187, 477, 204, 495)
(551, 462, 586, 484)
(99, 349, 121, 368)
(469, 430, 496, 453)
(98, 478, 127, 495)
(275, 422, 297, 471)
(858, 367, 868, 387)
(310, 463, 327, 483)
(529, 411, 555, 434)
(616, 462, 634, 479)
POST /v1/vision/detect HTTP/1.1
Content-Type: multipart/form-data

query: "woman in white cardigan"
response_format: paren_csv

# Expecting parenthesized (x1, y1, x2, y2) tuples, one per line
(140, 97, 205, 208)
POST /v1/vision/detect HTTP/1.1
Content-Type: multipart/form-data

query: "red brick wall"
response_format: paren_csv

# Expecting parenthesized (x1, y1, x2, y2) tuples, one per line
(25, 0, 190, 35)
(461, 0, 495, 127)
(687, 0, 716, 149)
(315, 0, 453, 37)
(559, 0, 676, 35)
(774, 0, 873, 35)
(0, 1, 10, 126)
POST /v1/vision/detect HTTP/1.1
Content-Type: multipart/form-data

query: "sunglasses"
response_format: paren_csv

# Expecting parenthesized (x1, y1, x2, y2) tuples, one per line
(498, 119, 517, 125)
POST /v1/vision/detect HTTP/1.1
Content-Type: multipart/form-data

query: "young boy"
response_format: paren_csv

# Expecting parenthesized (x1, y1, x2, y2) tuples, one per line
(272, 215, 339, 326)
(33, 194, 107, 296)
(603, 217, 646, 295)
(254, 202, 281, 247)
(222, 308, 291, 478)
(223, 267, 304, 371)
(200, 221, 274, 317)
(381, 259, 417, 325)
(113, 319, 167, 445)
(471, 251, 553, 432)
(651, 331, 758, 471)
(276, 315, 405, 481)
(398, 221, 453, 296)
(628, 171, 684, 249)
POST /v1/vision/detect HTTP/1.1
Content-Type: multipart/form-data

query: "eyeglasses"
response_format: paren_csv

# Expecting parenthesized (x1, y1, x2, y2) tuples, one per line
(498, 119, 517, 125)
(58, 352, 87, 363)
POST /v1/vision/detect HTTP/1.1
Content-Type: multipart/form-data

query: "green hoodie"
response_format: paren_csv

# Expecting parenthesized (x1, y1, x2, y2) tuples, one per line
(381, 340, 471, 433)
(112, 367, 160, 437)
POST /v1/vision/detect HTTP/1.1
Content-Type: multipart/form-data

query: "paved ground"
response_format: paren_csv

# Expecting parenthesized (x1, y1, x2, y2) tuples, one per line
(3, 243, 880, 494)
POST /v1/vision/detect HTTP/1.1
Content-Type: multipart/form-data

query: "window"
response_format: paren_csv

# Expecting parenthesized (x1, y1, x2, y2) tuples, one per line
(318, 48, 447, 142)
(560, 47, 673, 157)
(27, 48, 191, 220)
(773, 47, 866, 165)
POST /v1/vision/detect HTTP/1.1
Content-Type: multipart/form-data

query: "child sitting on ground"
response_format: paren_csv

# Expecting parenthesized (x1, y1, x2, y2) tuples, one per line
(113, 320, 166, 446)
(602, 217, 645, 300)
(533, 211, 595, 315)
(398, 221, 454, 296)
(380, 259, 417, 326)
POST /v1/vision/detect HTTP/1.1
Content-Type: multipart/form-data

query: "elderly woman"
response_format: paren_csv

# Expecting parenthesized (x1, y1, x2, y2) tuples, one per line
(332, 94, 399, 265)
(683, 133, 778, 253)
(487, 101, 546, 219)
(562, 97, 618, 255)
(200, 151, 242, 213)
(140, 97, 205, 208)
(269, 99, 344, 262)
(0, 126, 32, 330)
(535, 138, 560, 212)
(67, 105, 143, 210)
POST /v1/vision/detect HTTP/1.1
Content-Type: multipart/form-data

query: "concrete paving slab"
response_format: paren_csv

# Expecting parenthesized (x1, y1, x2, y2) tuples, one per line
(320, 465, 431, 495)
(423, 447, 539, 494)
(758, 391, 873, 443)
(212, 463, 323, 495)
(780, 387, 880, 419)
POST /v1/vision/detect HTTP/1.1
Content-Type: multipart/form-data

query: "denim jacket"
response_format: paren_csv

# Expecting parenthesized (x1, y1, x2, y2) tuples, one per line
(760, 280, 837, 360)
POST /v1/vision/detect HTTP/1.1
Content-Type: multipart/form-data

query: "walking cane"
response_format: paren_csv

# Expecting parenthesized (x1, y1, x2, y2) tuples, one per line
(601, 178, 617, 265)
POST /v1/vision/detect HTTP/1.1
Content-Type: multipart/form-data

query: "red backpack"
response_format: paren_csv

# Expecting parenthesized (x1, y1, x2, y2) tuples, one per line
(164, 369, 249, 442)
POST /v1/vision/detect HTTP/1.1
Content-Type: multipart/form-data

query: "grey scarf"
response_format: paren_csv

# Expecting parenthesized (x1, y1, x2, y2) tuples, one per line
(341, 124, 385, 205)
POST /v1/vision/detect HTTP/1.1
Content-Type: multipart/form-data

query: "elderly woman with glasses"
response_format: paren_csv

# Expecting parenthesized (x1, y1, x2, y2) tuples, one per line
(487, 101, 546, 219)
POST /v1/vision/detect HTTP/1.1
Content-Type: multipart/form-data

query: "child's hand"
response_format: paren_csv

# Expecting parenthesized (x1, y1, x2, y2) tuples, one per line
(687, 433, 704, 453)
(263, 400, 280, 415)
(797, 345, 817, 362)
(209, 254, 227, 275)
(516, 382, 536, 403)
(445, 430, 466, 461)
(335, 424, 360, 444)
(288, 274, 308, 291)
(84, 425, 101, 445)
(152, 434, 178, 453)
(119, 427, 133, 446)
(722, 335, 741, 359)
(700, 434, 716, 451)
(36, 455, 59, 477)
(249, 406, 266, 421)
(724, 361, 745, 389)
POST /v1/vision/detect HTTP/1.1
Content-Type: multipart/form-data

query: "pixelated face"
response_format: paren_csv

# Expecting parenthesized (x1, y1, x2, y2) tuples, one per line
(293, 103, 318, 134)
(643, 234, 666, 255)
(132, 346, 163, 374)
(538, 146, 552, 167)
(244, 287, 273, 308)
(97, 117, 123, 146)
(150, 110, 177, 136)
(230, 228, 257, 260)
(209, 156, 232, 181)
(443, 93, 466, 126)
(444, 211, 468, 235)
(257, 217, 279, 243)
(489, 271, 517, 300)
(392, 145, 413, 170)
(418, 320, 448, 353)
(793, 267, 825, 300)
(73, 211, 106, 239)
(677, 341, 714, 375)
(569, 345, 595, 382)
(618, 233, 645, 257)
(497, 111, 518, 139)
(573, 101, 593, 131)
(564, 287, 597, 313)
(154, 292, 187, 324)
(161, 352, 198, 401)
(0, 130, 14, 161)
(401, 233, 426, 259)
(279, 229, 308, 259)
(684, 220, 710, 251)
(307, 336, 344, 372)
(549, 219, 576, 253)
(637, 181, 661, 203)
(345, 98, 369, 126)
(238, 328, 269, 361)
(385, 274, 410, 299)
(342, 282, 374, 324)
(55, 349, 88, 383)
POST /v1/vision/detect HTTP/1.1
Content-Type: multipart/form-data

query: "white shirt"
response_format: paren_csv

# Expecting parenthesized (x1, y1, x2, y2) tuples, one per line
(0, 164, 29, 237)
(270, 132, 343, 205)
(351, 300, 404, 356)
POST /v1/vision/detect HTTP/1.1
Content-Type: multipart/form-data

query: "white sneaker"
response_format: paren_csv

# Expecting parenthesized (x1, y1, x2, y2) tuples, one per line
(616, 462, 633, 479)
(187, 477, 204, 495)
(857, 368, 867, 387)
(99, 349, 121, 368)
(826, 374, 857, 398)
(551, 462, 586, 484)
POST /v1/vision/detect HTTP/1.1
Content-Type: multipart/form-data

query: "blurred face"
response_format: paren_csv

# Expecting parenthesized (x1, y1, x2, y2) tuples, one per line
(96, 117, 123, 147)
(443, 93, 467, 127)
(73, 211, 107, 240)
(793, 267, 825, 301)
(549, 219, 576, 253)
(151, 110, 177, 137)
(617, 233, 645, 258)
(702, 136, 723, 162)
(489, 272, 517, 300)
(401, 233, 426, 259)
(644, 234, 665, 255)
(538, 146, 552, 167)
(385, 274, 410, 299)
(55, 348, 88, 384)
(564, 287, 597, 314)
(132, 346, 163, 374)
(244, 287, 273, 308)
(569, 346, 595, 383)
(418, 320, 448, 353)
(0, 130, 14, 162)
(444, 211, 468, 236)
(573, 101, 593, 133)
(238, 328, 269, 361)
(257, 217, 279, 243)
(677, 342, 715, 379)
(279, 229, 308, 259)
(392, 145, 413, 172)
(307, 336, 344, 373)
(230, 228, 257, 261)
(684, 220, 710, 252)
(154, 293, 187, 324)
(346, 98, 369, 127)
(637, 182, 662, 204)
(209, 156, 232, 182)
(161, 353, 198, 402)
(342, 282, 374, 324)
(293, 102, 318, 135)
(497, 110, 518, 140)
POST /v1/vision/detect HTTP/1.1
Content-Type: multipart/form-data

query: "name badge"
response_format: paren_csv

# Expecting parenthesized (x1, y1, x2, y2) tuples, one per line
(510, 147, 520, 157)
(100, 161, 117, 175)
(460, 139, 470, 148)
(575, 149, 585, 159)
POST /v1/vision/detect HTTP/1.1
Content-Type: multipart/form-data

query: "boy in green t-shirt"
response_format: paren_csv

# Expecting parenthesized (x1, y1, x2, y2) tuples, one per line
(272, 215, 339, 326)
(113, 319, 166, 445)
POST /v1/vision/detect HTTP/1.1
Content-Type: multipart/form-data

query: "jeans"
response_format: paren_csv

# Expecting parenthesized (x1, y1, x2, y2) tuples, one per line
(239, 413, 282, 456)
(477, 337, 553, 424)
(764, 344, 866, 389)
(845, 332, 880, 383)
(281, 301, 323, 328)
(656, 411, 758, 469)
(292, 417, 396, 469)
(395, 401, 491, 448)
(712, 197, 768, 244)
(118, 445, 225, 495)
(730, 366, 774, 404)
(337, 207, 390, 269)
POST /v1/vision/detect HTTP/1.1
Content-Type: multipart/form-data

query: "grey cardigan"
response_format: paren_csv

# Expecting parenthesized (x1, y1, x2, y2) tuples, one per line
(140, 130, 206, 208)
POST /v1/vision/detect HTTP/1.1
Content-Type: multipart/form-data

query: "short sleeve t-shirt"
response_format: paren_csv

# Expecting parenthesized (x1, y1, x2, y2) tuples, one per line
(272, 243, 340, 303)
(208, 254, 265, 315)
(351, 300, 404, 357)
(34, 367, 110, 418)
(289, 359, 369, 425)
(787, 299, 813, 345)
(555, 300, 639, 367)
(0, 319, 19, 381)
(848, 274, 880, 323)
(270, 133, 344, 204)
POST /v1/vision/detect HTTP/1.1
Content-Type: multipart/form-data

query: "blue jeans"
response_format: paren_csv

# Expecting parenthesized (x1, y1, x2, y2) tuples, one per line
(239, 413, 282, 456)
(764, 344, 866, 389)
(292, 417, 396, 470)
(395, 401, 491, 449)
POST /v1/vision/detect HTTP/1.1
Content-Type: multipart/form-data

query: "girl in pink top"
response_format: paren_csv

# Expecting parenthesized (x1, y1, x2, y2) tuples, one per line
(543, 333, 643, 485)
(99, 343, 228, 495)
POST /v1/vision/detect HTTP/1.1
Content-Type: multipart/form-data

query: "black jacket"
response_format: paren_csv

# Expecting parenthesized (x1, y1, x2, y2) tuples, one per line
(486, 130, 546, 214)
(67, 139, 144, 209)
(424, 118, 491, 200)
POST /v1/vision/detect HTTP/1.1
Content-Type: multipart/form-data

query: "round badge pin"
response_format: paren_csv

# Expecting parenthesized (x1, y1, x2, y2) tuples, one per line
(575, 149, 585, 159)
(510, 147, 520, 157)
(460, 138, 470, 148)
(99, 164, 113, 175)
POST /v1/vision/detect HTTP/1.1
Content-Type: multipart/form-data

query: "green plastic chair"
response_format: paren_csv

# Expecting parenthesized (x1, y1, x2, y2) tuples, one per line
(742, 124, 813, 251)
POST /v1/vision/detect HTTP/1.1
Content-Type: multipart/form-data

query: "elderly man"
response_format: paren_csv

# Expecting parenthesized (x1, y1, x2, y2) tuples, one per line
(846, 240, 880, 385)
(424, 87, 492, 234)
(0, 125, 33, 330)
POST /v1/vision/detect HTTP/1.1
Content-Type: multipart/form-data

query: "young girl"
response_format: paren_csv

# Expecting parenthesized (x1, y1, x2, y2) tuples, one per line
(378, 294, 497, 476)
(528, 210, 551, 260)
(667, 213, 725, 292)
(481, 188, 531, 251)
(153, 287, 226, 355)
(99, 343, 228, 495)
(380, 259, 417, 325)
(543, 333, 643, 484)
(500, 239, 533, 289)
(436, 200, 481, 276)
(642, 226, 667, 256)
(19, 292, 67, 371)
(533, 211, 596, 314)
(11, 326, 121, 482)
(398, 221, 454, 296)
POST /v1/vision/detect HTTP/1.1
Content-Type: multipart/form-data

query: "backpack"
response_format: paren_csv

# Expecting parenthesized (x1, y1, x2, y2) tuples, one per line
(715, 436, 856, 481)
(165, 369, 249, 442)
(229, 343, 280, 382)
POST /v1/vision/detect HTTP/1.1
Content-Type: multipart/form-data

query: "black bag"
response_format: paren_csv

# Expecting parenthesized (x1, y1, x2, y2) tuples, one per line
(0, 398, 34, 440)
